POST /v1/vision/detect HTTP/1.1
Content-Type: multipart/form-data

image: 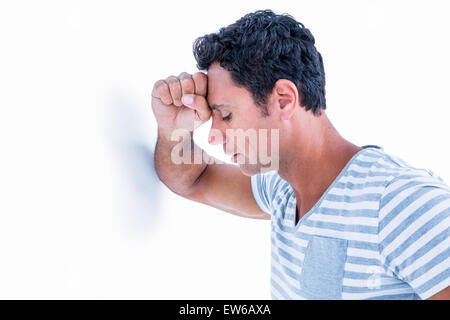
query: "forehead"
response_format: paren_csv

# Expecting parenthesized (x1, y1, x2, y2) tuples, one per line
(206, 63, 254, 108)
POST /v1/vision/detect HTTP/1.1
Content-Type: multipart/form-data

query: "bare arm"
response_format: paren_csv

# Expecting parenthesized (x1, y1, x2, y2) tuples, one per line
(427, 286, 450, 300)
(154, 127, 207, 196)
(185, 160, 270, 220)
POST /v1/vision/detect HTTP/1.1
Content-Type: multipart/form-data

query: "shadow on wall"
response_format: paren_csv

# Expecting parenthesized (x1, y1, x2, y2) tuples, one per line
(104, 88, 162, 235)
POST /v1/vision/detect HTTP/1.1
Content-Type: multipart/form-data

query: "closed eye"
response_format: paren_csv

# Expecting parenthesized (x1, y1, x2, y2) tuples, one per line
(222, 113, 232, 121)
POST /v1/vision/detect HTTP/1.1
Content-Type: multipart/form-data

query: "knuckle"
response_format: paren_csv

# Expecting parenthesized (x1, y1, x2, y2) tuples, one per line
(153, 80, 167, 96)
(166, 76, 179, 85)
(181, 77, 193, 86)
(181, 80, 195, 93)
(193, 71, 207, 81)
(192, 72, 207, 92)
(154, 79, 163, 87)
(154, 80, 166, 90)
(179, 72, 192, 80)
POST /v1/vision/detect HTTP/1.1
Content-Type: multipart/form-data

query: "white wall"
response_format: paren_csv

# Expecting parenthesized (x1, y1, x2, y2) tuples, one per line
(0, 0, 448, 299)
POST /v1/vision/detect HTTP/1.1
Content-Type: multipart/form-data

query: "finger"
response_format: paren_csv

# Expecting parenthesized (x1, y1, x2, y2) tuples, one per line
(166, 75, 183, 107)
(181, 94, 211, 122)
(151, 80, 173, 105)
(192, 72, 208, 96)
(178, 72, 195, 96)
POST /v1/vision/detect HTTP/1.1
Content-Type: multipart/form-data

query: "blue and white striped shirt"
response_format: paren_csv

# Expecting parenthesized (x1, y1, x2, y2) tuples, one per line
(251, 147, 450, 299)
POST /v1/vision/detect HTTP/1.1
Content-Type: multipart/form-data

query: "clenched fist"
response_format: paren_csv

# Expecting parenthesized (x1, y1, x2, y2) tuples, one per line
(151, 72, 211, 132)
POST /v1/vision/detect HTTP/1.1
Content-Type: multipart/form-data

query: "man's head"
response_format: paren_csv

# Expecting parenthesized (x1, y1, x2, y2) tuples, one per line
(193, 10, 327, 175)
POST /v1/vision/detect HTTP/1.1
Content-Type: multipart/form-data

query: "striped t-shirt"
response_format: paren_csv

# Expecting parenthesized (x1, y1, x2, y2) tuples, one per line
(251, 147, 449, 299)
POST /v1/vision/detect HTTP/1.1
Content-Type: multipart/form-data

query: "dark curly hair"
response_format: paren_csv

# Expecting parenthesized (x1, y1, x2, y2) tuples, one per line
(193, 9, 326, 116)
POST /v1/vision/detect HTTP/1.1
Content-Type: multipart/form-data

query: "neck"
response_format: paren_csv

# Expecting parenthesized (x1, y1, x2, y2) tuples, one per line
(277, 112, 362, 222)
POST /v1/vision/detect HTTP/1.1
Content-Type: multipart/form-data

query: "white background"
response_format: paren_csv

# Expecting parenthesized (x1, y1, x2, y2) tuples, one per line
(0, 0, 449, 299)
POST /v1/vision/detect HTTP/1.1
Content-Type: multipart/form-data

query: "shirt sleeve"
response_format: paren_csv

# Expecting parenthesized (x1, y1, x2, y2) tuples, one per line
(378, 174, 450, 299)
(250, 171, 281, 215)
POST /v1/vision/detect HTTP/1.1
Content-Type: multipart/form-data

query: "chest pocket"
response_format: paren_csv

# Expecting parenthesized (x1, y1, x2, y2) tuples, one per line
(300, 236, 348, 299)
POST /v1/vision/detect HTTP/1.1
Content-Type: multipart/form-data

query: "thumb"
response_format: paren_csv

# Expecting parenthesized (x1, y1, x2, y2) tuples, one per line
(182, 94, 211, 122)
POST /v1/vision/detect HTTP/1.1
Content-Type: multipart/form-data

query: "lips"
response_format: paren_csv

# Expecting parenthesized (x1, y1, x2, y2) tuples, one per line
(223, 146, 241, 163)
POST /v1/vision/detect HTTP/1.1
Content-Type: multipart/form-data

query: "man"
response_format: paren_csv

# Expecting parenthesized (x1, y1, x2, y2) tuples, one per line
(151, 10, 449, 299)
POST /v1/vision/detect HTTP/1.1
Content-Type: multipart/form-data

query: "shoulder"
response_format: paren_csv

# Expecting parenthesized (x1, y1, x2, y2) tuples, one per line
(354, 147, 449, 196)
(347, 147, 450, 231)
(377, 150, 450, 213)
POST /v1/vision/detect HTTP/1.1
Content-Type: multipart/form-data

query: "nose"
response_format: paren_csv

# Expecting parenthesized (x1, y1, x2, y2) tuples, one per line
(208, 118, 225, 145)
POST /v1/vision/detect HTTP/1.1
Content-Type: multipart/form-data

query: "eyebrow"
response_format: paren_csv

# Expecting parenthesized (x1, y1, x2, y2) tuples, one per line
(209, 104, 229, 111)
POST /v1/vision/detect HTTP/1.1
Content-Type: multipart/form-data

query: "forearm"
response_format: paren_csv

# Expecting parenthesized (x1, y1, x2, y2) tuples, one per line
(154, 127, 209, 196)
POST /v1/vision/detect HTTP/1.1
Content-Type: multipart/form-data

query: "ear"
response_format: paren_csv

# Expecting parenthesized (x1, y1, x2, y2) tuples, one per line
(270, 79, 299, 121)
